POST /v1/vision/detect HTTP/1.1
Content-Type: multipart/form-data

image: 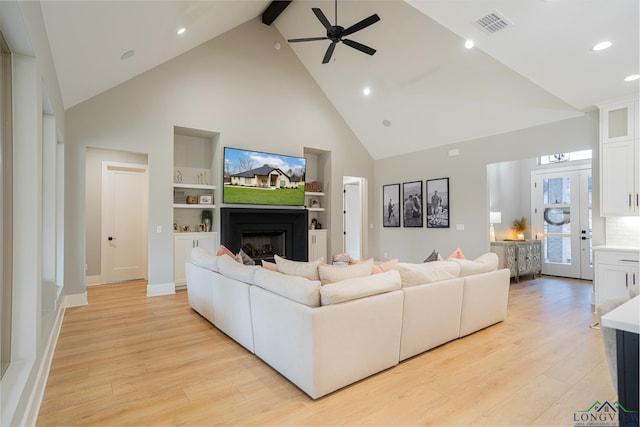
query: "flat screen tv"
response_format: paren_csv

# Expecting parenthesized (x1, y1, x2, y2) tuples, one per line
(223, 147, 307, 206)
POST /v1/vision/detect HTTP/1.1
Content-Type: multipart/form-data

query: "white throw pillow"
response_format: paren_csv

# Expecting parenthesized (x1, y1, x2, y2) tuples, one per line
(274, 254, 321, 281)
(318, 258, 374, 285)
(320, 270, 401, 305)
(217, 253, 259, 284)
(449, 252, 499, 277)
(393, 261, 461, 287)
(254, 268, 321, 307)
(191, 247, 219, 272)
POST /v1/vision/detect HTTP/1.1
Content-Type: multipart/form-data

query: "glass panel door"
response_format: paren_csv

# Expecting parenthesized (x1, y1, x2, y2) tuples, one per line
(532, 167, 591, 279)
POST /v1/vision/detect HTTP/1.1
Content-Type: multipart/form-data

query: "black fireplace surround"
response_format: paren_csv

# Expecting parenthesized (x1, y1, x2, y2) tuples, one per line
(220, 208, 308, 262)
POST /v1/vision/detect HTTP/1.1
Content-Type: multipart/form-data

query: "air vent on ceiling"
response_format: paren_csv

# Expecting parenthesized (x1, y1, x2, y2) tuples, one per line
(474, 11, 512, 34)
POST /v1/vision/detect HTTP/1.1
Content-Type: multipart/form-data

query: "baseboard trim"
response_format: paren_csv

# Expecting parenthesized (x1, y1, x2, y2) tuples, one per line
(64, 291, 88, 308)
(20, 301, 65, 426)
(147, 282, 175, 297)
(85, 274, 105, 286)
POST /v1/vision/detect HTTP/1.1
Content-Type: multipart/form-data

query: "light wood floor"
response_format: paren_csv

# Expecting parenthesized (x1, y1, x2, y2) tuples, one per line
(37, 276, 616, 426)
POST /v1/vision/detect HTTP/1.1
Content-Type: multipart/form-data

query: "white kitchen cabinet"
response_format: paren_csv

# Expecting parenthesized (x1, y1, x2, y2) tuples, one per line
(308, 229, 327, 262)
(174, 232, 217, 289)
(594, 247, 639, 311)
(599, 98, 640, 216)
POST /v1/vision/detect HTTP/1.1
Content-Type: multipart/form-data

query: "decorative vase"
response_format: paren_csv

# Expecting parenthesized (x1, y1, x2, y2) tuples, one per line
(203, 218, 211, 232)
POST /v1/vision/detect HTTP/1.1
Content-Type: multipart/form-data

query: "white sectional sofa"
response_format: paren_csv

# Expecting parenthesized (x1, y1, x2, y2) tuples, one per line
(185, 249, 510, 399)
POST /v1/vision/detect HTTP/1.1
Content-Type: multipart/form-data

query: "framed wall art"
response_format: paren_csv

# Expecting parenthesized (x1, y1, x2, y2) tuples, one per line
(382, 184, 401, 227)
(426, 178, 450, 228)
(402, 181, 423, 227)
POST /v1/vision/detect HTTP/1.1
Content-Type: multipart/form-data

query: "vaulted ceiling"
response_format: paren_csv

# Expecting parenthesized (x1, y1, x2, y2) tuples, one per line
(41, 0, 639, 159)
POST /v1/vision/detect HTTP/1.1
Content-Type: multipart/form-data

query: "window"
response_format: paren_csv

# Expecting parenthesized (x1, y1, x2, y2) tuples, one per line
(0, 32, 13, 378)
(539, 149, 592, 165)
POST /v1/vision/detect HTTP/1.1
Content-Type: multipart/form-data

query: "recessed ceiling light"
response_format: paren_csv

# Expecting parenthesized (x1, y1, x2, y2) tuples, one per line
(177, 27, 186, 35)
(464, 40, 474, 49)
(363, 87, 371, 96)
(592, 41, 612, 51)
(382, 119, 391, 127)
(624, 74, 640, 82)
(120, 50, 135, 60)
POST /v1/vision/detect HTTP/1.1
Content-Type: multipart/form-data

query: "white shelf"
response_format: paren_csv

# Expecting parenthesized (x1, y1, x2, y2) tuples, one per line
(173, 204, 216, 209)
(307, 207, 325, 212)
(173, 183, 216, 190)
(305, 191, 325, 197)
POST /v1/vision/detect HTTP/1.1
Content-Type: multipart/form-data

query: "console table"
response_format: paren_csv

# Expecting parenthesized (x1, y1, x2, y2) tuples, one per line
(490, 240, 542, 282)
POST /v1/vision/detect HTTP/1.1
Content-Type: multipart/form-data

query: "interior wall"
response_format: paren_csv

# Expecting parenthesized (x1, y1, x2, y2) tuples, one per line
(85, 147, 148, 279)
(372, 111, 601, 262)
(65, 17, 374, 295)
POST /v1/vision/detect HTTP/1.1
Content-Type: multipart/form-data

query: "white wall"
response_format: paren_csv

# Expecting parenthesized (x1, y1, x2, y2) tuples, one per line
(65, 18, 374, 296)
(373, 112, 601, 262)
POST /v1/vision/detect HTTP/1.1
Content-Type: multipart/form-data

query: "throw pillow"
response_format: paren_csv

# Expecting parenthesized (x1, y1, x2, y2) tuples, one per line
(372, 258, 399, 274)
(238, 249, 255, 266)
(447, 248, 466, 259)
(261, 260, 278, 271)
(254, 268, 321, 307)
(423, 249, 439, 263)
(216, 244, 235, 259)
(318, 258, 374, 285)
(274, 254, 321, 281)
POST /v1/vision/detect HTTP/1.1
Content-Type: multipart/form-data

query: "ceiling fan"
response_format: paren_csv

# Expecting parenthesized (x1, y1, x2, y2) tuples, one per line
(287, 0, 380, 64)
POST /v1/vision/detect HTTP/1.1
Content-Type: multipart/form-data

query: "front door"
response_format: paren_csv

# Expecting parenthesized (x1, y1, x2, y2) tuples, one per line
(532, 166, 592, 280)
(102, 162, 148, 282)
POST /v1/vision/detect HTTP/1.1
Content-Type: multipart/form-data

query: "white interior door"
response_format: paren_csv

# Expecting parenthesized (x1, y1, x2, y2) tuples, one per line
(532, 166, 592, 279)
(102, 162, 148, 282)
(344, 180, 361, 260)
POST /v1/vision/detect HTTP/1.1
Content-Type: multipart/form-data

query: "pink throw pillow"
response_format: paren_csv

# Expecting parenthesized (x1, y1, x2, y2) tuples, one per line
(448, 248, 466, 259)
(372, 258, 399, 274)
(216, 244, 235, 258)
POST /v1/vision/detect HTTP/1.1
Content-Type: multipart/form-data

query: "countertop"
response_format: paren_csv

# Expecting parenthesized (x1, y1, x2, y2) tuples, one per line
(601, 296, 640, 334)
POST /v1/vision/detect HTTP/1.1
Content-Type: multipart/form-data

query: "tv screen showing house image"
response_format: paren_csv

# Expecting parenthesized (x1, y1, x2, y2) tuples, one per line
(223, 147, 306, 206)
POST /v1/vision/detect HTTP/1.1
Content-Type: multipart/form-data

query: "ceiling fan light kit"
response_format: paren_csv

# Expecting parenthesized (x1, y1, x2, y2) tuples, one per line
(287, 0, 380, 64)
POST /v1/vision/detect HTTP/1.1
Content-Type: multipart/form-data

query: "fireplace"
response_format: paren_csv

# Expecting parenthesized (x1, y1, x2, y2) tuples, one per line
(220, 208, 308, 262)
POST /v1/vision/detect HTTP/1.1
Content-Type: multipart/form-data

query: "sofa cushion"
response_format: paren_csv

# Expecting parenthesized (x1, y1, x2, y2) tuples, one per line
(274, 254, 321, 281)
(217, 253, 259, 284)
(320, 270, 401, 305)
(318, 258, 374, 285)
(393, 261, 461, 287)
(191, 247, 220, 272)
(254, 268, 321, 307)
(372, 258, 399, 274)
(449, 253, 499, 277)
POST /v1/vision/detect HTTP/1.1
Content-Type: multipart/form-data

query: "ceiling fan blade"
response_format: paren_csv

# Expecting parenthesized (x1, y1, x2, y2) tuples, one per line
(288, 37, 329, 43)
(322, 42, 337, 64)
(312, 8, 332, 31)
(342, 39, 376, 56)
(342, 14, 380, 37)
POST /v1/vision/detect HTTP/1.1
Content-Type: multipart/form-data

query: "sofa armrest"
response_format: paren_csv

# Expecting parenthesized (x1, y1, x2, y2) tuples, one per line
(185, 263, 214, 324)
(459, 268, 510, 337)
(250, 286, 403, 399)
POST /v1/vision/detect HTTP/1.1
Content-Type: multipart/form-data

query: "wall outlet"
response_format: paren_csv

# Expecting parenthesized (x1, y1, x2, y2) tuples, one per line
(156, 225, 162, 233)
(456, 224, 465, 230)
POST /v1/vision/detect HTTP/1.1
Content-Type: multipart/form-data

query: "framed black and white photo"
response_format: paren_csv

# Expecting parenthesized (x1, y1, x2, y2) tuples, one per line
(426, 178, 449, 228)
(382, 184, 401, 227)
(402, 181, 423, 227)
